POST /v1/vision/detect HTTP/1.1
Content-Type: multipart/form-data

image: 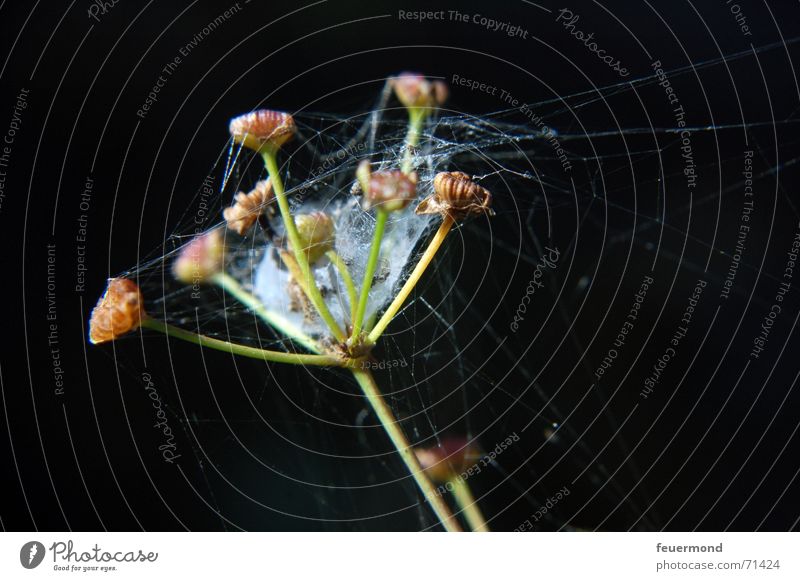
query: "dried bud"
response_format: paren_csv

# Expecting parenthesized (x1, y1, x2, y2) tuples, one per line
(293, 211, 335, 264)
(391, 72, 449, 110)
(88, 278, 145, 344)
(229, 109, 295, 153)
(173, 229, 223, 285)
(362, 169, 418, 212)
(415, 437, 481, 483)
(415, 171, 494, 219)
(223, 180, 274, 236)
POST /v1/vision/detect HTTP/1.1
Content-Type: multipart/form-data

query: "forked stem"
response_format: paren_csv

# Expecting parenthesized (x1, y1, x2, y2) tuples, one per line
(212, 272, 320, 354)
(351, 368, 462, 531)
(326, 250, 358, 325)
(350, 209, 389, 339)
(368, 215, 454, 343)
(261, 149, 346, 342)
(450, 478, 489, 532)
(140, 317, 342, 366)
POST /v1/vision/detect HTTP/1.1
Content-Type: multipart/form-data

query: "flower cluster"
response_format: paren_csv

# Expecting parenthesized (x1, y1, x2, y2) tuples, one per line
(88, 73, 496, 532)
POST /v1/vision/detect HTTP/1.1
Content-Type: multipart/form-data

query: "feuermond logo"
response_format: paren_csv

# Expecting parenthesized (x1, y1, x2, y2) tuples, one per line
(20, 541, 46, 569)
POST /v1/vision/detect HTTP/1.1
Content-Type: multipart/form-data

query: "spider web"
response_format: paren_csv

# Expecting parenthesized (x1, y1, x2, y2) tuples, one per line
(116, 37, 800, 531)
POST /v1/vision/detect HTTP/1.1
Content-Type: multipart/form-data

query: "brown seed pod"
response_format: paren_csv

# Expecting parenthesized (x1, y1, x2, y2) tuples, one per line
(415, 171, 495, 219)
(223, 180, 275, 236)
(391, 72, 449, 110)
(173, 229, 223, 285)
(228, 109, 295, 152)
(293, 211, 335, 264)
(88, 278, 145, 344)
(359, 167, 418, 212)
(415, 436, 482, 483)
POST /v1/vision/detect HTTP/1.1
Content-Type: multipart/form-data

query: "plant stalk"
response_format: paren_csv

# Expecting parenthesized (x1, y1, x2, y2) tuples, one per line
(350, 368, 462, 531)
(212, 272, 320, 354)
(326, 250, 358, 325)
(450, 478, 489, 532)
(141, 317, 342, 366)
(350, 209, 388, 339)
(368, 215, 454, 343)
(261, 149, 346, 342)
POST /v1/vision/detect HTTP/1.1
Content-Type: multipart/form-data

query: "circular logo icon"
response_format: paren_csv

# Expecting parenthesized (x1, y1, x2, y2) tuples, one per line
(20, 541, 45, 569)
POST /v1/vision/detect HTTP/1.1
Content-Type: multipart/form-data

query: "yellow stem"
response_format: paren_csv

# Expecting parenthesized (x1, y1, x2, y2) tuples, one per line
(451, 478, 489, 532)
(212, 272, 320, 354)
(279, 250, 312, 297)
(326, 250, 358, 325)
(262, 149, 346, 342)
(351, 209, 388, 339)
(141, 317, 342, 366)
(368, 215, 454, 343)
(350, 368, 462, 531)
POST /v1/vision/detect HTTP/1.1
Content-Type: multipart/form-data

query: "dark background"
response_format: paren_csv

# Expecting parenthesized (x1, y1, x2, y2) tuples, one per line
(1, 0, 800, 531)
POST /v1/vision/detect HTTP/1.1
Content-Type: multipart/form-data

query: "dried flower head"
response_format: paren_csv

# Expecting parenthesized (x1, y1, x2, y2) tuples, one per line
(173, 229, 224, 285)
(391, 72, 449, 110)
(229, 109, 295, 153)
(88, 278, 145, 344)
(416, 171, 494, 219)
(293, 211, 335, 264)
(415, 437, 481, 483)
(223, 179, 275, 236)
(358, 165, 418, 212)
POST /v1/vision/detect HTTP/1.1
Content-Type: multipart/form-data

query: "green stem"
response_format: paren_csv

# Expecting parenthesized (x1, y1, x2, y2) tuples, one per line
(451, 478, 489, 532)
(401, 108, 426, 175)
(326, 250, 358, 325)
(368, 215, 454, 343)
(261, 149, 346, 342)
(140, 317, 342, 366)
(351, 209, 388, 339)
(351, 368, 461, 531)
(212, 272, 320, 354)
